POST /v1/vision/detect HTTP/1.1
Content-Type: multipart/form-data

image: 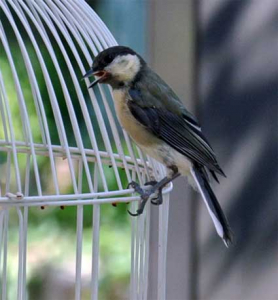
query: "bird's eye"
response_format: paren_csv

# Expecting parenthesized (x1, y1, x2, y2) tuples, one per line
(104, 54, 114, 65)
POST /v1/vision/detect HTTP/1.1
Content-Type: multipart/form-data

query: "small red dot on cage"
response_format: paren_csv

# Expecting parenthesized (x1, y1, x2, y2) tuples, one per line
(112, 202, 117, 207)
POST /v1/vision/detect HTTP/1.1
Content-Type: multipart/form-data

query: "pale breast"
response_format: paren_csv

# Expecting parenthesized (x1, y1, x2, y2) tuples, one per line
(112, 89, 159, 147)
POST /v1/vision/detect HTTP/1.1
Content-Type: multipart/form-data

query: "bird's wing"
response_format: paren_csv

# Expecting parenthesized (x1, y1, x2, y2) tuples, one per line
(128, 88, 225, 176)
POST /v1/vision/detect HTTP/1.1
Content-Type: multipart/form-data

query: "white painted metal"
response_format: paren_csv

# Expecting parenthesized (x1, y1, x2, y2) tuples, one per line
(0, 1, 172, 299)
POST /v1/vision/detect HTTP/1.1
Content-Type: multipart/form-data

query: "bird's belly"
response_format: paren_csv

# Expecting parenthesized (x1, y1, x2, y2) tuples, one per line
(140, 143, 192, 176)
(113, 89, 160, 147)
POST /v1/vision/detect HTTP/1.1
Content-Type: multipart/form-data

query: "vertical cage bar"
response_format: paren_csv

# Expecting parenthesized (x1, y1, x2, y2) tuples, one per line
(143, 200, 151, 300)
(157, 192, 170, 300)
(0, 211, 5, 290)
(138, 173, 147, 300)
(16, 208, 24, 300)
(91, 165, 100, 300)
(130, 170, 137, 300)
(1, 210, 9, 300)
(22, 207, 28, 300)
(75, 159, 84, 300)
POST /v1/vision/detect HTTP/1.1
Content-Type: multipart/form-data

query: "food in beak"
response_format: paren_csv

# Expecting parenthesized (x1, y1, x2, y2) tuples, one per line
(83, 69, 109, 88)
(88, 71, 107, 88)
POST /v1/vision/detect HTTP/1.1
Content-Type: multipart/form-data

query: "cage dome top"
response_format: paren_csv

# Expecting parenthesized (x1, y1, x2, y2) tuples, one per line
(0, 0, 170, 206)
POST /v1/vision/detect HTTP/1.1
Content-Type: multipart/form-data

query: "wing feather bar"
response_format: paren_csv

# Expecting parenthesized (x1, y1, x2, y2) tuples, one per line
(127, 99, 224, 175)
(159, 113, 216, 161)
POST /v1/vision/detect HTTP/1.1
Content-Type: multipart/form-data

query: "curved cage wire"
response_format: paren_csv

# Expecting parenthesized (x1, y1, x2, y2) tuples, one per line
(0, 1, 172, 299)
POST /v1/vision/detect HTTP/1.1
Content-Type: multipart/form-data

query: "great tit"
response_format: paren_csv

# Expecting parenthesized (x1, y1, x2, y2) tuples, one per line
(83, 46, 233, 247)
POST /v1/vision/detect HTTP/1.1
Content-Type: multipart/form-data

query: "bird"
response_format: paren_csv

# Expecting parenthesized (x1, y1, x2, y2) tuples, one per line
(83, 46, 233, 247)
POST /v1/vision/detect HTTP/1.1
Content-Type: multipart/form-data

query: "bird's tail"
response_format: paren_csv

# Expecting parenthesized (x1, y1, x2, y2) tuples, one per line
(190, 165, 233, 247)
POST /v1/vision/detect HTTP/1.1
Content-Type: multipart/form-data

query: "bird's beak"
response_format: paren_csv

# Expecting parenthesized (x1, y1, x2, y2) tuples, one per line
(83, 69, 109, 89)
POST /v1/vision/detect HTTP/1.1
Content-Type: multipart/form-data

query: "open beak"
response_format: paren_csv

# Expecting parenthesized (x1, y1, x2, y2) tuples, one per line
(83, 69, 109, 89)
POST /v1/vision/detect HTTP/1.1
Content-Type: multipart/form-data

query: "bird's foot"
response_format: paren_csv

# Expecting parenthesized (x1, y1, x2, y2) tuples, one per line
(127, 180, 163, 216)
(127, 181, 145, 196)
(144, 181, 163, 206)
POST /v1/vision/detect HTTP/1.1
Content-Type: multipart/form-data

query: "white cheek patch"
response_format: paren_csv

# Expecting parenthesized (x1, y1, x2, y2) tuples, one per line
(105, 54, 141, 82)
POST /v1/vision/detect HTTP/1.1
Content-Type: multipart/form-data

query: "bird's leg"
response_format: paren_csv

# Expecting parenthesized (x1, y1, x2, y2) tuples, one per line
(127, 181, 149, 216)
(144, 180, 163, 206)
(127, 171, 180, 216)
(151, 188, 163, 206)
(128, 195, 149, 216)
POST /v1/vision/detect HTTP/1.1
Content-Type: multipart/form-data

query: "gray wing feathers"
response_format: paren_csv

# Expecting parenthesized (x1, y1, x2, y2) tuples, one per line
(128, 98, 224, 175)
(129, 67, 225, 176)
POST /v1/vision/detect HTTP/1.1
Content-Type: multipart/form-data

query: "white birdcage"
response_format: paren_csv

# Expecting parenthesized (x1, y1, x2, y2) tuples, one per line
(0, 1, 172, 299)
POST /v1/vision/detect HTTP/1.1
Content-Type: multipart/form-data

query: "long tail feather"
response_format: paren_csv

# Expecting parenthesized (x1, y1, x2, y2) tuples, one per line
(190, 166, 233, 247)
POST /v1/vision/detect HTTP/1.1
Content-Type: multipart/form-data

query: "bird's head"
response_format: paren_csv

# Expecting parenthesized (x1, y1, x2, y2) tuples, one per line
(83, 46, 146, 89)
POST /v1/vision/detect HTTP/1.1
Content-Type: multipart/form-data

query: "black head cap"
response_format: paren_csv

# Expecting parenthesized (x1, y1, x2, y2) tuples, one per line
(92, 46, 146, 72)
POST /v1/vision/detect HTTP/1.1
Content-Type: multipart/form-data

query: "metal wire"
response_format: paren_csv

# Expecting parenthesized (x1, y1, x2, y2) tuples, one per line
(0, 1, 172, 299)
